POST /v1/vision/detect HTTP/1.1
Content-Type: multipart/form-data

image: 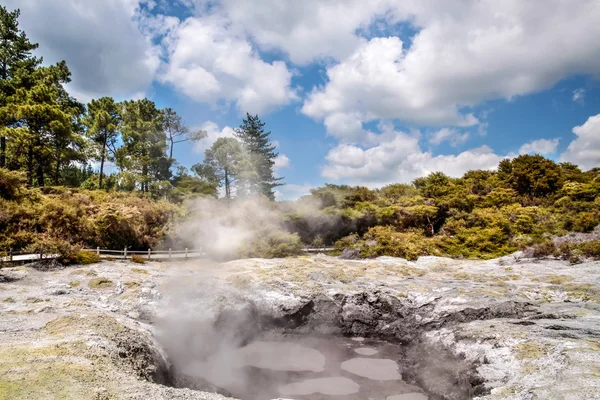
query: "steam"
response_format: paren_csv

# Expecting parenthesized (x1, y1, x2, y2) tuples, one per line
(172, 196, 294, 258)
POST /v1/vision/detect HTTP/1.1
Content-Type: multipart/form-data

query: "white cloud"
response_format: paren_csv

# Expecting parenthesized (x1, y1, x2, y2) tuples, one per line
(572, 88, 586, 104)
(275, 184, 315, 201)
(159, 15, 297, 114)
(193, 121, 236, 153)
(302, 1, 600, 140)
(322, 124, 504, 187)
(185, 0, 391, 65)
(6, 0, 160, 103)
(560, 114, 600, 171)
(429, 128, 469, 147)
(519, 138, 559, 155)
(273, 154, 291, 170)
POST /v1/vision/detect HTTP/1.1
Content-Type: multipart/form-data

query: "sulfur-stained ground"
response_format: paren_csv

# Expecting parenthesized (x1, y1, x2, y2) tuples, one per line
(0, 252, 599, 400)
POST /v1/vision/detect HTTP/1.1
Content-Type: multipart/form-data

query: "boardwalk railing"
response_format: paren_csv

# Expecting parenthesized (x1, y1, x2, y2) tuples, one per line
(1, 246, 336, 265)
(0, 249, 59, 263)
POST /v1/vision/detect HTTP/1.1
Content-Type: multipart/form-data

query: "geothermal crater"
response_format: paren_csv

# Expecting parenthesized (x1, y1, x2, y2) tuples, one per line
(0, 254, 599, 399)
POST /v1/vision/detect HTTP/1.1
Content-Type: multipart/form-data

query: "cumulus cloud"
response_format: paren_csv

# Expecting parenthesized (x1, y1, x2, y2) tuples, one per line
(429, 128, 469, 147)
(159, 15, 297, 114)
(273, 154, 291, 170)
(193, 121, 236, 153)
(302, 0, 600, 140)
(519, 138, 560, 156)
(560, 114, 600, 171)
(321, 124, 505, 187)
(6, 0, 160, 103)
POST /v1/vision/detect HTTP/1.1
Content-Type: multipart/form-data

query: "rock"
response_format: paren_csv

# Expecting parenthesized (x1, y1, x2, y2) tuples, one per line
(1, 256, 599, 400)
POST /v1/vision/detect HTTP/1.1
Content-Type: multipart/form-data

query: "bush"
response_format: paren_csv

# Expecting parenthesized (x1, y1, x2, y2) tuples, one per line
(529, 240, 557, 258)
(130, 254, 146, 264)
(0, 169, 26, 200)
(74, 250, 101, 265)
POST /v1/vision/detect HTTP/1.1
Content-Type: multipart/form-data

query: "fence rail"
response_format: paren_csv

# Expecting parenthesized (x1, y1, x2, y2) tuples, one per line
(1, 246, 335, 265)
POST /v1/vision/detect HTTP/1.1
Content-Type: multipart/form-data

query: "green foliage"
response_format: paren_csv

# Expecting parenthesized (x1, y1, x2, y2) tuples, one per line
(0, 168, 25, 200)
(193, 137, 245, 198)
(498, 155, 562, 198)
(130, 254, 146, 264)
(234, 113, 282, 200)
(74, 250, 101, 265)
(239, 231, 304, 258)
(0, 186, 179, 254)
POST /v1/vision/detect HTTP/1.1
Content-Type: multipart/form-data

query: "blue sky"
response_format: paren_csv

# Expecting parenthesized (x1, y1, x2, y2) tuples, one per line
(8, 0, 600, 199)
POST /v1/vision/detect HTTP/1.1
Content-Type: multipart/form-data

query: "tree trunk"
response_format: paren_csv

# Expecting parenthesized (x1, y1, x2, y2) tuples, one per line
(54, 157, 60, 185)
(27, 146, 33, 186)
(35, 151, 44, 187)
(169, 137, 174, 160)
(0, 136, 5, 169)
(99, 138, 106, 190)
(225, 168, 230, 198)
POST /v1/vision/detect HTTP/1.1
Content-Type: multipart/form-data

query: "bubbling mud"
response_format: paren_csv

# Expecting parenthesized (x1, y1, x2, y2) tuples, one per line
(180, 335, 428, 400)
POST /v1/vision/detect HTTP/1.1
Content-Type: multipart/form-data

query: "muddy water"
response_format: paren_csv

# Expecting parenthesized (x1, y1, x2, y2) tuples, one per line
(183, 335, 428, 400)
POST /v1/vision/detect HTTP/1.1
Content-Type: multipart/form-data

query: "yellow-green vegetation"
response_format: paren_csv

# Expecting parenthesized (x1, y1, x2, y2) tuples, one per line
(533, 274, 575, 285)
(564, 283, 600, 302)
(123, 281, 140, 289)
(285, 155, 600, 260)
(515, 341, 547, 360)
(70, 269, 97, 277)
(1, 297, 14, 303)
(88, 277, 114, 289)
(74, 250, 101, 265)
(130, 254, 146, 264)
(0, 342, 115, 400)
(0, 169, 180, 259)
(68, 280, 80, 288)
(131, 268, 149, 275)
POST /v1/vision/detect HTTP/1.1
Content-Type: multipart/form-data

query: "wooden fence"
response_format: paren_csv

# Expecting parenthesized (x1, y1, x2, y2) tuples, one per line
(1, 247, 335, 265)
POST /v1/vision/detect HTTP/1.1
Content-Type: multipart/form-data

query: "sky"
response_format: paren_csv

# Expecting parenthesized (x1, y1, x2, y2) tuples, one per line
(6, 0, 600, 200)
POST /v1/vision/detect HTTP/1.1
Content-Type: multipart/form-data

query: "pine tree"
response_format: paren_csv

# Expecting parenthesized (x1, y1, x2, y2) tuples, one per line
(83, 97, 120, 190)
(192, 137, 244, 199)
(0, 6, 41, 169)
(0, 61, 82, 186)
(162, 107, 206, 162)
(234, 113, 283, 200)
(116, 99, 167, 192)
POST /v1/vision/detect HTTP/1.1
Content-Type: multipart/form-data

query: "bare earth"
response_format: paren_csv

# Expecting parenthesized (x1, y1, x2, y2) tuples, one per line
(0, 253, 599, 400)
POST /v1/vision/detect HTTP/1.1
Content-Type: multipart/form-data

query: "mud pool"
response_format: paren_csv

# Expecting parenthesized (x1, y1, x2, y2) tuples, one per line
(178, 335, 428, 400)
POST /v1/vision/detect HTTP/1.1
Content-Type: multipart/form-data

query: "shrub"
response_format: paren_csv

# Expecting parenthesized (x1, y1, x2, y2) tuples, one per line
(0, 169, 26, 201)
(130, 254, 146, 264)
(570, 212, 600, 232)
(575, 241, 600, 258)
(529, 240, 557, 258)
(74, 250, 101, 265)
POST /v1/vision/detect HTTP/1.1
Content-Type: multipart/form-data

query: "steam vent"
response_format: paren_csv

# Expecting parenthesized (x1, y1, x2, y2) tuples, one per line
(1, 253, 599, 399)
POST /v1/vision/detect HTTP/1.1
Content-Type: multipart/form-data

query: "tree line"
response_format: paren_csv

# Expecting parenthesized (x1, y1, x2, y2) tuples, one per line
(0, 6, 282, 201)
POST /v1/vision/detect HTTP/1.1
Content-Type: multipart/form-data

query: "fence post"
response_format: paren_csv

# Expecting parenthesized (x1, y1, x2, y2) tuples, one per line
(9, 249, 12, 262)
(148, 248, 151, 259)
(40, 249, 43, 260)
(96, 247, 100, 256)
(169, 248, 172, 259)
(185, 248, 188, 259)
(124, 247, 127, 259)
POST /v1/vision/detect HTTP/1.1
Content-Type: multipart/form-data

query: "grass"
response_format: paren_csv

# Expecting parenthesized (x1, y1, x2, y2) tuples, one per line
(130, 255, 146, 264)
(130, 268, 149, 275)
(515, 341, 547, 360)
(68, 280, 80, 288)
(88, 277, 114, 289)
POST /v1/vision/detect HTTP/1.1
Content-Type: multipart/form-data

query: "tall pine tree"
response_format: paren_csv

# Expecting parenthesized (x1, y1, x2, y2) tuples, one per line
(83, 97, 121, 190)
(234, 113, 282, 200)
(0, 6, 41, 169)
